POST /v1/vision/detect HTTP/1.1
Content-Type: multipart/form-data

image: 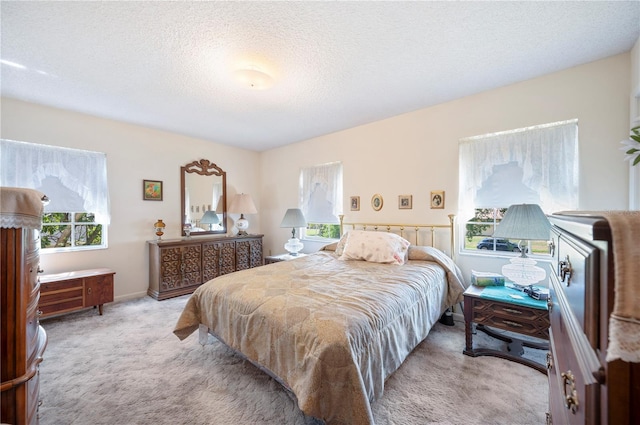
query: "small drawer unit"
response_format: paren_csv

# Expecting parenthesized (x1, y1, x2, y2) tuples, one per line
(463, 284, 550, 373)
(39, 268, 115, 318)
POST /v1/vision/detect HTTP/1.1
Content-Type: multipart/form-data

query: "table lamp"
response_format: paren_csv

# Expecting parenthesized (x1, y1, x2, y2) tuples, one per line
(200, 210, 220, 231)
(280, 208, 307, 255)
(228, 193, 257, 236)
(492, 203, 551, 290)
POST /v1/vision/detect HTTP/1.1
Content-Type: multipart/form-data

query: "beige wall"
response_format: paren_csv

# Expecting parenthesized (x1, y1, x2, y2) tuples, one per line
(1, 99, 261, 300)
(0, 52, 632, 300)
(260, 53, 632, 279)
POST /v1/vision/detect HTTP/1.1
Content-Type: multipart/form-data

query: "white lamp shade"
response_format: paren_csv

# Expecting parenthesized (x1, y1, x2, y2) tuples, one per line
(280, 208, 307, 228)
(492, 204, 550, 240)
(228, 193, 257, 215)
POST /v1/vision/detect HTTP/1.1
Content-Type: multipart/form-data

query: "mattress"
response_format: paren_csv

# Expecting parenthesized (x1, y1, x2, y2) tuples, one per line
(174, 246, 465, 425)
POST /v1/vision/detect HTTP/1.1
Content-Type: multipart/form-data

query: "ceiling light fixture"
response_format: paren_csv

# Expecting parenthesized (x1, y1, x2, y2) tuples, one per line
(233, 66, 274, 90)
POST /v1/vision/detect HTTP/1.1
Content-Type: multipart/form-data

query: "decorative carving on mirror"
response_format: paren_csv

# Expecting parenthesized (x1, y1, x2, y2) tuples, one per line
(181, 159, 227, 236)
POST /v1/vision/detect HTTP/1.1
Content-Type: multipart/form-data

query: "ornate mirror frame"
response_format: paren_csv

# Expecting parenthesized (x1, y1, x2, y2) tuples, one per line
(180, 159, 227, 236)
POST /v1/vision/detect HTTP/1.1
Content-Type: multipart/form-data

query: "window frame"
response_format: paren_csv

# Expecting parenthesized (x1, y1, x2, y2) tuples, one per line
(458, 120, 578, 258)
(299, 162, 344, 242)
(40, 211, 108, 253)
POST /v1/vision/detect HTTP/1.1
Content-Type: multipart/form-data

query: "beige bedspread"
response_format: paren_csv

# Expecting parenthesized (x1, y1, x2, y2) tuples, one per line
(174, 247, 465, 425)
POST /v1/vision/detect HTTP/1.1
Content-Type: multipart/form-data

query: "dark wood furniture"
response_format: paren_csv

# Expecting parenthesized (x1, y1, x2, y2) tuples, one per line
(264, 253, 307, 264)
(546, 214, 639, 425)
(39, 268, 115, 318)
(463, 284, 550, 373)
(1, 190, 48, 424)
(148, 234, 263, 300)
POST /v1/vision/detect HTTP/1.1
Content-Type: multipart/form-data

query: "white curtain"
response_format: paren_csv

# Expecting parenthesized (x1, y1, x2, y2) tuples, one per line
(0, 139, 111, 224)
(299, 162, 343, 224)
(458, 119, 579, 220)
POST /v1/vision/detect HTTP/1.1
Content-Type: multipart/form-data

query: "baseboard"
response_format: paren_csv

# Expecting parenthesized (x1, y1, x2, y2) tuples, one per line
(114, 291, 148, 303)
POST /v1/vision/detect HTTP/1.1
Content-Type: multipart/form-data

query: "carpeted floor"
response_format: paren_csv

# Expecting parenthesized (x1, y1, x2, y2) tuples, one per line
(38, 295, 548, 425)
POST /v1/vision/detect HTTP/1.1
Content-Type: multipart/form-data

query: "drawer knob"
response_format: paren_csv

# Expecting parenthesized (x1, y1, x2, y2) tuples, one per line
(561, 370, 579, 414)
(558, 255, 572, 286)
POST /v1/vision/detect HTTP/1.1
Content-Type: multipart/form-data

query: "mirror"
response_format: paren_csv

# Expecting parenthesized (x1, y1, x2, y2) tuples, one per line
(181, 159, 227, 236)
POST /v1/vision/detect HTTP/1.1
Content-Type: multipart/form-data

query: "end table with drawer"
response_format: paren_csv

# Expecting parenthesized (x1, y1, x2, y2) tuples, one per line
(463, 283, 550, 373)
(264, 253, 308, 264)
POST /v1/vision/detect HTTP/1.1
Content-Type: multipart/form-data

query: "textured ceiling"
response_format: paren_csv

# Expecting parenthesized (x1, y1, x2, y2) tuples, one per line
(1, 1, 639, 151)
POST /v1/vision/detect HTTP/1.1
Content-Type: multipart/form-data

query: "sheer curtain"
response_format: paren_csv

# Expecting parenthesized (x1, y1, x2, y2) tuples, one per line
(299, 162, 343, 224)
(0, 139, 111, 224)
(458, 119, 579, 220)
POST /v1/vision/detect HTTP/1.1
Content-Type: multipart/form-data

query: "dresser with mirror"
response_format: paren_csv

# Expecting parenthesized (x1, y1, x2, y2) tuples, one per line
(148, 159, 263, 300)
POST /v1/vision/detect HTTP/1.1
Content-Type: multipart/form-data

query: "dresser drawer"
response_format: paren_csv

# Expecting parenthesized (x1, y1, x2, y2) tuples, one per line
(39, 279, 84, 316)
(470, 297, 549, 339)
(548, 271, 601, 424)
(551, 226, 599, 345)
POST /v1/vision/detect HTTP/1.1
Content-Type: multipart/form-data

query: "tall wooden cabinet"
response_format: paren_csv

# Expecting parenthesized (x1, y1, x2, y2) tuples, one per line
(1, 187, 48, 424)
(148, 235, 263, 300)
(547, 213, 639, 424)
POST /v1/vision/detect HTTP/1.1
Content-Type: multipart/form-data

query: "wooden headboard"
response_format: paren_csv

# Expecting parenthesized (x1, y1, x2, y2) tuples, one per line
(338, 214, 456, 259)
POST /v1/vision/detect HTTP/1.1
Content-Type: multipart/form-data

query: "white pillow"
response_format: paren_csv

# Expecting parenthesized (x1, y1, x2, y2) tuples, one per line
(339, 230, 410, 265)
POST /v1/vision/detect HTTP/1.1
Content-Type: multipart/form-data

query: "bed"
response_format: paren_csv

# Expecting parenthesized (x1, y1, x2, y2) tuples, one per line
(174, 217, 466, 425)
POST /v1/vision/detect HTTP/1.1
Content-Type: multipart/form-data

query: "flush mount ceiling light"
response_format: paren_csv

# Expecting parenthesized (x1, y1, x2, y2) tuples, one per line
(233, 66, 274, 90)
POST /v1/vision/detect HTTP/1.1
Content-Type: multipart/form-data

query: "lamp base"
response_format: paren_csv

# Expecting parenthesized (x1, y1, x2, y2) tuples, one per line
(501, 256, 546, 289)
(284, 238, 304, 256)
(236, 216, 249, 236)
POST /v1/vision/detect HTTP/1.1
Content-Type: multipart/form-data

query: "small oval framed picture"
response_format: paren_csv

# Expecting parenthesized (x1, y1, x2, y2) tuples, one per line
(430, 191, 444, 209)
(371, 194, 383, 211)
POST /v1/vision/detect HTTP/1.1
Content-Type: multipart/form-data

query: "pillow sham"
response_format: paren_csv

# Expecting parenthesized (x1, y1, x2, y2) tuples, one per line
(339, 230, 410, 265)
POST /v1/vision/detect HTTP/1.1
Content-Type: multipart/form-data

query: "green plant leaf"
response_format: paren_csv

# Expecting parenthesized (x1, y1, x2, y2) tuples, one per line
(634, 155, 640, 166)
(626, 148, 640, 154)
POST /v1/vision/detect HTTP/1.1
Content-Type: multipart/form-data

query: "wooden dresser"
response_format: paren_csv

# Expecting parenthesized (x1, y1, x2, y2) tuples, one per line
(39, 268, 115, 318)
(547, 213, 639, 424)
(148, 234, 263, 300)
(1, 187, 48, 424)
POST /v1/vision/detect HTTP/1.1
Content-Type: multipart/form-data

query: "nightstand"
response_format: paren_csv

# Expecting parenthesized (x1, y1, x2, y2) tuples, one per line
(264, 253, 308, 264)
(463, 284, 550, 373)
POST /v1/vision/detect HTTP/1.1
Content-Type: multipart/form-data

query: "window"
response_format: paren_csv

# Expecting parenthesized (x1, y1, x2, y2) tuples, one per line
(42, 212, 105, 250)
(1, 139, 110, 251)
(299, 162, 343, 240)
(458, 120, 578, 254)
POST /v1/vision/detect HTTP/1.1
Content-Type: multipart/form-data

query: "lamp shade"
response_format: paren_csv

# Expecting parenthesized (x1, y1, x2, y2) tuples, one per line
(492, 204, 551, 241)
(228, 193, 257, 214)
(200, 210, 220, 231)
(280, 208, 307, 228)
(200, 210, 220, 225)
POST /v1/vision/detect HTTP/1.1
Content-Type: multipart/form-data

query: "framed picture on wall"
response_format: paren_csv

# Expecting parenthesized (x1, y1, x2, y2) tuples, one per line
(143, 179, 163, 201)
(430, 191, 444, 209)
(371, 194, 383, 211)
(398, 195, 412, 209)
(350, 196, 360, 211)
